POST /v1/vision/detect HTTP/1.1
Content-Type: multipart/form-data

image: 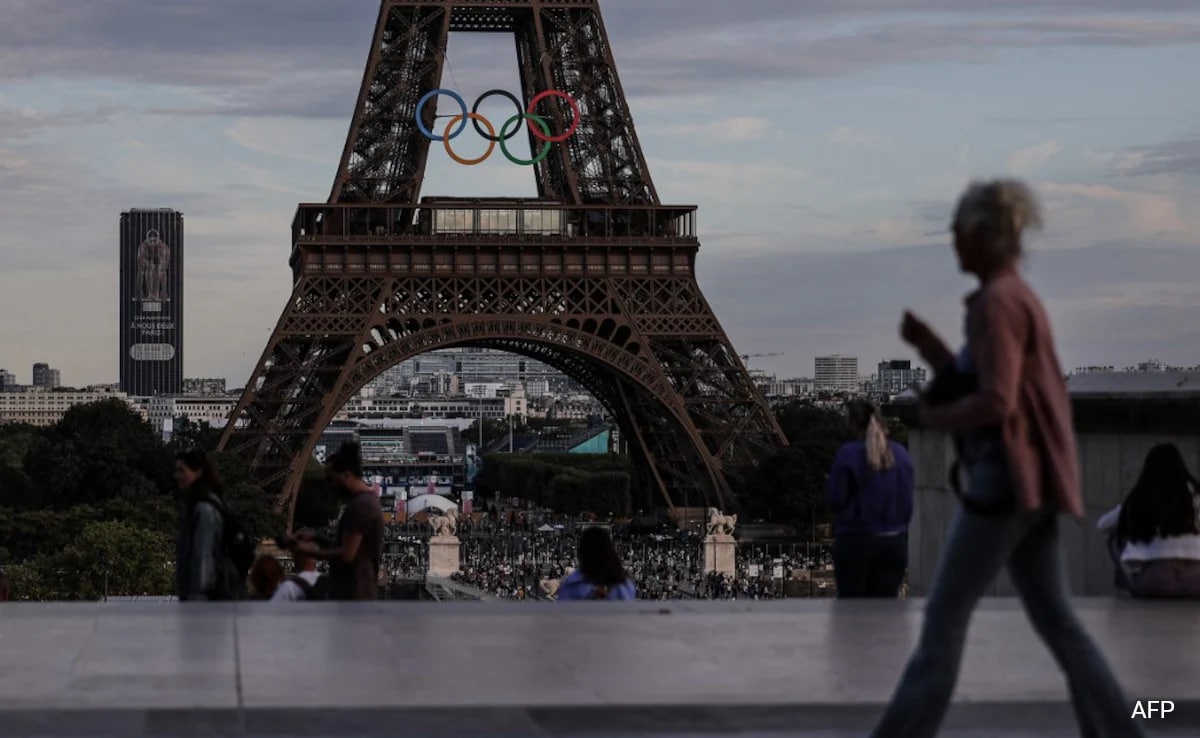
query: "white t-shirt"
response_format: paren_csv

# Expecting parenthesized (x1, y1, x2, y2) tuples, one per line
(1097, 494, 1200, 563)
(271, 570, 321, 601)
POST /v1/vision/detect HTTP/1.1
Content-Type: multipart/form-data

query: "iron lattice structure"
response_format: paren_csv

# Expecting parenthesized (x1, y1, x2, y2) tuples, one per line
(220, 0, 786, 524)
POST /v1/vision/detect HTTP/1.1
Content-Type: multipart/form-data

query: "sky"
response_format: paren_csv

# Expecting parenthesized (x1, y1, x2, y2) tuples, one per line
(2, 0, 1199, 387)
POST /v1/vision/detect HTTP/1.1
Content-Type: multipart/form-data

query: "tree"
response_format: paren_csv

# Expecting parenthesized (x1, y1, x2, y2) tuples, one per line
(0, 424, 41, 509)
(465, 417, 511, 447)
(741, 402, 852, 529)
(23, 399, 173, 510)
(293, 459, 339, 530)
(209, 451, 284, 541)
(51, 520, 174, 600)
(169, 416, 224, 453)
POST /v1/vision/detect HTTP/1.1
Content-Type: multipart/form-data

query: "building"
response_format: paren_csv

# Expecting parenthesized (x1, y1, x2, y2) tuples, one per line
(139, 396, 239, 440)
(876, 359, 927, 395)
(182, 378, 227, 396)
(814, 355, 859, 392)
(32, 363, 61, 389)
(120, 209, 184, 396)
(340, 385, 529, 421)
(0, 369, 17, 391)
(0, 387, 144, 427)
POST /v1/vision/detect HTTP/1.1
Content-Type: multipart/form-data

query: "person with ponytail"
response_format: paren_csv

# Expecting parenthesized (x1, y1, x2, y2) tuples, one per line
(825, 400, 914, 598)
(872, 180, 1144, 737)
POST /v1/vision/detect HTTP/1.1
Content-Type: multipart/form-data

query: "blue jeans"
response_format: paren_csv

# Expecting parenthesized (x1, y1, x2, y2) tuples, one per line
(870, 464, 1145, 738)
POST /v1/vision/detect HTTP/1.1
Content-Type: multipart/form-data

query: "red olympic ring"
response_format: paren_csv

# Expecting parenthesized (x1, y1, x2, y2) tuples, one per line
(526, 90, 580, 143)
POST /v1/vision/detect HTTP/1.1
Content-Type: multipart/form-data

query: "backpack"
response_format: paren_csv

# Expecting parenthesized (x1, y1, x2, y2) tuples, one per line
(286, 573, 331, 601)
(199, 495, 257, 600)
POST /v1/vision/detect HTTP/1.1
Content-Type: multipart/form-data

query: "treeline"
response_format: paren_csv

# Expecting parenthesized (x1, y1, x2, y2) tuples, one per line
(473, 402, 907, 529)
(476, 453, 636, 517)
(0, 400, 280, 600)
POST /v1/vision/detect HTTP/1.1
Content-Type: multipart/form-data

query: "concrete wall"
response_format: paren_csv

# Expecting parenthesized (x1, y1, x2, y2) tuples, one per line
(905, 427, 1200, 596)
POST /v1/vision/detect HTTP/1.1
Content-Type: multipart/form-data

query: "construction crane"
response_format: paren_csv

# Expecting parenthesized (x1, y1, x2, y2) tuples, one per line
(740, 352, 783, 362)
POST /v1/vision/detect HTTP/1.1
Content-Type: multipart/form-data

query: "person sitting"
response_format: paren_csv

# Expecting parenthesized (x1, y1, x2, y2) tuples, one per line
(272, 538, 330, 602)
(1097, 443, 1200, 597)
(556, 527, 636, 601)
(249, 555, 286, 600)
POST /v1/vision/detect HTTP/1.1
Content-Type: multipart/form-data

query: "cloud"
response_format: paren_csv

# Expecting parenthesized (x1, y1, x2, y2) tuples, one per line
(659, 116, 775, 142)
(1007, 140, 1064, 174)
(224, 118, 339, 164)
(1037, 181, 1196, 241)
(1107, 135, 1200, 177)
(1, 1, 1199, 110)
(829, 127, 894, 148)
(698, 240, 1200, 379)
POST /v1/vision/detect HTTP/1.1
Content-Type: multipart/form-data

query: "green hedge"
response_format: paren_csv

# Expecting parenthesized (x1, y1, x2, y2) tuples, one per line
(478, 454, 633, 516)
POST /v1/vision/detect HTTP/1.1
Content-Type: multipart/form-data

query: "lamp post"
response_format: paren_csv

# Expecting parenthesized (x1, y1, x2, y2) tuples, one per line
(475, 386, 483, 449)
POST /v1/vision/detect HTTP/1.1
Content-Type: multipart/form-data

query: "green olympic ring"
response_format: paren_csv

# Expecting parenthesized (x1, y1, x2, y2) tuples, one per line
(498, 114, 552, 166)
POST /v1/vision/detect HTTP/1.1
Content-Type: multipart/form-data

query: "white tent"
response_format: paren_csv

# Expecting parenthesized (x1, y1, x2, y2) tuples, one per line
(536, 523, 557, 533)
(407, 494, 458, 516)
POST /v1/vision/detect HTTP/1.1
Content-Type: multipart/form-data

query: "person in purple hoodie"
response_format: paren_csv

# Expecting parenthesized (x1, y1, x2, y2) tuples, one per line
(825, 400, 915, 598)
(556, 526, 636, 601)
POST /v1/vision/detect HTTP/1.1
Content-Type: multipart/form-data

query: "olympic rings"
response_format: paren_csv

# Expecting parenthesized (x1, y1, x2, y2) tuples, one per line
(442, 113, 496, 166)
(499, 114, 553, 166)
(471, 89, 523, 142)
(526, 90, 580, 143)
(415, 87, 578, 164)
(416, 89, 468, 141)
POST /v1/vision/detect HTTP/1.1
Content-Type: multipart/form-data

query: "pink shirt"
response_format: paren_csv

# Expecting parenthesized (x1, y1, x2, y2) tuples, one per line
(924, 265, 1084, 518)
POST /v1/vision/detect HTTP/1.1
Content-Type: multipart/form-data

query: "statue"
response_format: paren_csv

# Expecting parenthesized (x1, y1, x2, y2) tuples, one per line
(135, 229, 171, 302)
(426, 508, 461, 577)
(428, 508, 458, 538)
(706, 507, 737, 537)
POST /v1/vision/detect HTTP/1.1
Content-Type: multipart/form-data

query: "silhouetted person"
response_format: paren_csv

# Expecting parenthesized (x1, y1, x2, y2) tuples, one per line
(175, 448, 231, 601)
(1098, 443, 1200, 597)
(290, 442, 383, 600)
(873, 180, 1144, 738)
(0, 572, 10, 602)
(556, 527, 635, 600)
(826, 400, 914, 597)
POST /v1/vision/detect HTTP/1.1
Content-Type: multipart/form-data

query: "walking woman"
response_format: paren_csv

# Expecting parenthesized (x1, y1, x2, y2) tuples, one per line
(872, 180, 1144, 737)
(175, 448, 232, 601)
(825, 400, 914, 597)
(556, 527, 636, 601)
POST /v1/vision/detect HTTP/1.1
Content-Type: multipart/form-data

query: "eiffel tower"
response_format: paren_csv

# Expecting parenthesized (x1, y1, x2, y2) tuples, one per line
(219, 0, 786, 524)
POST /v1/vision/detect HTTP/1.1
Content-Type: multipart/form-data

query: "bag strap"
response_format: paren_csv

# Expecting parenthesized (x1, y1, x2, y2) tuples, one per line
(286, 574, 313, 598)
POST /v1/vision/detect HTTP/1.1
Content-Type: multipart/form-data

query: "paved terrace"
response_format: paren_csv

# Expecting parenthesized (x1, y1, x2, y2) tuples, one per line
(0, 599, 1196, 737)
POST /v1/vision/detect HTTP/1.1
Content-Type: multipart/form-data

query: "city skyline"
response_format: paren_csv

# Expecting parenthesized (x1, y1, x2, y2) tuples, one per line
(2, 1, 1199, 385)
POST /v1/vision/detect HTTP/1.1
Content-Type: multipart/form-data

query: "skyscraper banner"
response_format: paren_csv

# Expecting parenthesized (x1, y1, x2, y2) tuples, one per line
(120, 209, 183, 396)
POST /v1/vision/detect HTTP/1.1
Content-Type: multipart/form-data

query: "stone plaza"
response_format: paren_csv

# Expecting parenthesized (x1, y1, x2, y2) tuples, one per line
(0, 599, 1196, 737)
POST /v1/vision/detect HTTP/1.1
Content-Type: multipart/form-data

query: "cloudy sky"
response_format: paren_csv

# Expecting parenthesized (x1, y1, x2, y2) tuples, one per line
(2, 0, 1199, 387)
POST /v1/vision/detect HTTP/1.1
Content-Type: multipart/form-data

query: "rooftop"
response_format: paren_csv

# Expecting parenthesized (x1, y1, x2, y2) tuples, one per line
(1066, 371, 1200, 398)
(0, 599, 1195, 737)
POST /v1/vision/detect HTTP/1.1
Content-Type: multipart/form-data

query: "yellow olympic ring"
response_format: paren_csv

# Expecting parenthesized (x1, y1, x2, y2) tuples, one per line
(442, 113, 496, 166)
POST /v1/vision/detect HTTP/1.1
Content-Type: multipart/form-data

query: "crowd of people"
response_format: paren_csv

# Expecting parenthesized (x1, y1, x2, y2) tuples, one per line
(372, 530, 835, 601)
